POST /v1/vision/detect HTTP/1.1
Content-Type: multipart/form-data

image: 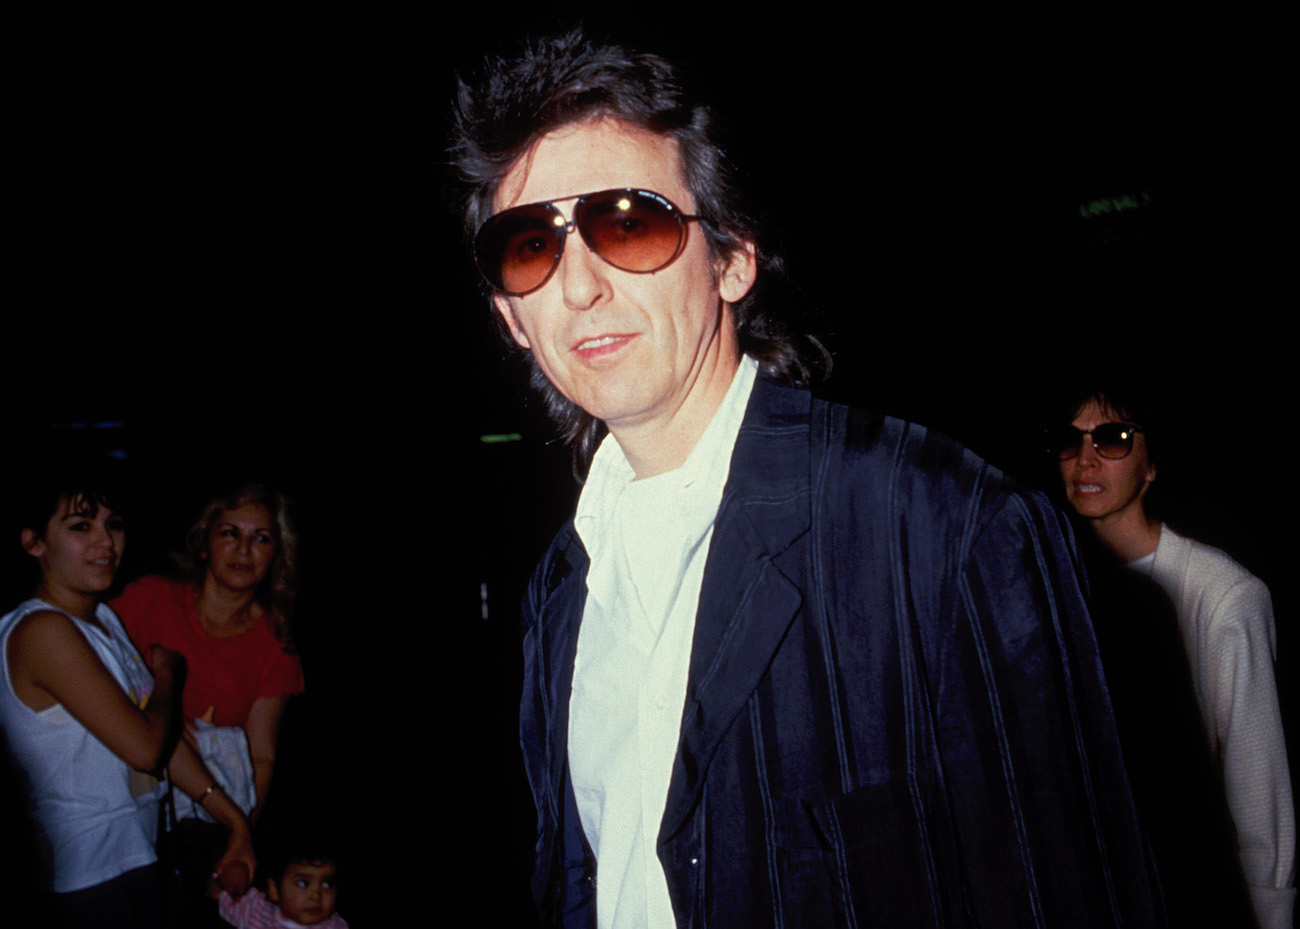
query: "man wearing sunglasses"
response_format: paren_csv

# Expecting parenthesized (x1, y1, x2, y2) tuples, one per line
(454, 31, 1161, 929)
(1054, 390, 1295, 929)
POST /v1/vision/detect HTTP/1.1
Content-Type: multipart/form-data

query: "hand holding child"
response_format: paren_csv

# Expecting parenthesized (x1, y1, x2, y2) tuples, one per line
(215, 858, 250, 898)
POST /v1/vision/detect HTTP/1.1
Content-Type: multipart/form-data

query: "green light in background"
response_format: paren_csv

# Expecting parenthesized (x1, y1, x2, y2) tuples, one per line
(480, 432, 523, 444)
(1079, 190, 1152, 219)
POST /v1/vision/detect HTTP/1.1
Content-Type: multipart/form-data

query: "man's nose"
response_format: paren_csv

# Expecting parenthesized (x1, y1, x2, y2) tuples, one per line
(559, 226, 611, 311)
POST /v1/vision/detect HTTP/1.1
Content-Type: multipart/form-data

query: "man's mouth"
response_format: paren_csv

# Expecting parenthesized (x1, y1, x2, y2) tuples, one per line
(573, 333, 636, 358)
(575, 333, 632, 351)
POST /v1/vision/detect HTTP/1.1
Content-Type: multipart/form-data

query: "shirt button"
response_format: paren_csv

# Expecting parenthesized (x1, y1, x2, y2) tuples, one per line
(690, 857, 699, 867)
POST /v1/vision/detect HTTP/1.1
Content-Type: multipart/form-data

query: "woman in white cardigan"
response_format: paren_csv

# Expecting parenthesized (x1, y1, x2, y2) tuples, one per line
(1052, 388, 1295, 929)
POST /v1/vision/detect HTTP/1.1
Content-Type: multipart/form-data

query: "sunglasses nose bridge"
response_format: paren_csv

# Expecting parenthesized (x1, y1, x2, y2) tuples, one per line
(539, 210, 594, 294)
(553, 214, 616, 308)
(546, 196, 592, 251)
(1075, 432, 1104, 464)
(555, 215, 608, 270)
(549, 200, 577, 233)
(541, 201, 576, 241)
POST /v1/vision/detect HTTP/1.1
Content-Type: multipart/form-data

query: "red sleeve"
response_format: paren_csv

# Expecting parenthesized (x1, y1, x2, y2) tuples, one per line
(109, 576, 172, 659)
(257, 630, 305, 701)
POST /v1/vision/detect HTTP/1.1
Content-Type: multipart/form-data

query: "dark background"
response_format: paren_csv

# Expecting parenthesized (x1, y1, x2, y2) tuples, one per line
(5, 9, 1288, 926)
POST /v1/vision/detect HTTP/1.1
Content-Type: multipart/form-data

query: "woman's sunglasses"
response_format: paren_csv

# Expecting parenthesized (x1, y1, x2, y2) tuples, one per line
(1049, 422, 1145, 460)
(473, 188, 705, 296)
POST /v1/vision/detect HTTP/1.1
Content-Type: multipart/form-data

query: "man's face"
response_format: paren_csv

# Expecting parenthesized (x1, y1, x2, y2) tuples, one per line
(491, 118, 755, 438)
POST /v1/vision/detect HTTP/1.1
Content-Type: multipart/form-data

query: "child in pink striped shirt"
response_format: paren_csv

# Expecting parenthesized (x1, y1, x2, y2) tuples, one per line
(217, 848, 347, 928)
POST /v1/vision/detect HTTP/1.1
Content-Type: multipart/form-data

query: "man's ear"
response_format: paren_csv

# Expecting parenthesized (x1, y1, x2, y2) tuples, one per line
(492, 295, 531, 350)
(20, 529, 43, 558)
(717, 241, 758, 305)
(266, 878, 280, 903)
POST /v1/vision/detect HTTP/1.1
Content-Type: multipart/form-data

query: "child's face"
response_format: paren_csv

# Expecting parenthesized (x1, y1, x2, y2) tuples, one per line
(268, 860, 338, 926)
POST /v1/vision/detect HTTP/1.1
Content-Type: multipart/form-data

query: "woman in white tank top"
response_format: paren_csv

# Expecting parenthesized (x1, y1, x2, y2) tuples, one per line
(0, 465, 256, 927)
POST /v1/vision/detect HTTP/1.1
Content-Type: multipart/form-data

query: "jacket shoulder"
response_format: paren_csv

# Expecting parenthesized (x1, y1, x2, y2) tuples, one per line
(805, 390, 1056, 548)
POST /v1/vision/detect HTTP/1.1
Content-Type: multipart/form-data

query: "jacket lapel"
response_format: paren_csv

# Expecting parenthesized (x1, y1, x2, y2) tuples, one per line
(534, 529, 591, 822)
(660, 378, 815, 842)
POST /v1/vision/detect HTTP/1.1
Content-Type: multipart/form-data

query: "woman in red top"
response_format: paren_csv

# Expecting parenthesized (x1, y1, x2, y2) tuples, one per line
(114, 484, 305, 823)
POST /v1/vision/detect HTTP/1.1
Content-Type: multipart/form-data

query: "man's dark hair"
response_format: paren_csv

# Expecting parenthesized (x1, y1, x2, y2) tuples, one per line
(451, 29, 828, 471)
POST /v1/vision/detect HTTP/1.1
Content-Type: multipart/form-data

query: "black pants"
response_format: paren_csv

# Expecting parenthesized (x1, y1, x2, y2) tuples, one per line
(157, 818, 230, 929)
(49, 864, 161, 929)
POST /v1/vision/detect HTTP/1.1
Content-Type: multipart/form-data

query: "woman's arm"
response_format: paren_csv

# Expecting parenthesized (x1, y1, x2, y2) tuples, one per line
(245, 695, 289, 824)
(8, 610, 256, 882)
(7, 610, 181, 773)
(168, 737, 257, 880)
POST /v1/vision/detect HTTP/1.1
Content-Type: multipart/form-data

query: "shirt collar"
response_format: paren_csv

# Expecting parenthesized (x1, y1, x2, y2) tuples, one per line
(575, 355, 758, 558)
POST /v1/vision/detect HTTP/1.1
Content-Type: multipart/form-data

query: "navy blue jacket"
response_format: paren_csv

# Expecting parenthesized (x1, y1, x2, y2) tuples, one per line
(520, 377, 1161, 928)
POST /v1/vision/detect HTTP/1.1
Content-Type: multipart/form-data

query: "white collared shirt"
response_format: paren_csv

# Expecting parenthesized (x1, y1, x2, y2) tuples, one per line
(569, 356, 758, 929)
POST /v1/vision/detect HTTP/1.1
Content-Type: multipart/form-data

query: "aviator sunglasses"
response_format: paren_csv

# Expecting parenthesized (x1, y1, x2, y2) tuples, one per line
(1049, 422, 1146, 461)
(473, 188, 705, 296)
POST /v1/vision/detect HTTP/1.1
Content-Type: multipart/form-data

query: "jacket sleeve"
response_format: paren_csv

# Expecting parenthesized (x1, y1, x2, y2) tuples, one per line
(935, 488, 1162, 928)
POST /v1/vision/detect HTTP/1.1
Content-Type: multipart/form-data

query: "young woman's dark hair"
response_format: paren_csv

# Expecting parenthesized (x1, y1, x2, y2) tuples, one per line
(6, 455, 129, 601)
(16, 457, 127, 541)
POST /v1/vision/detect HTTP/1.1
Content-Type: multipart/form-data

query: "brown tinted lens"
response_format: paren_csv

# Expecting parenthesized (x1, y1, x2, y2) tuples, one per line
(474, 204, 564, 295)
(574, 190, 683, 273)
(1092, 423, 1135, 459)
(1052, 427, 1084, 460)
